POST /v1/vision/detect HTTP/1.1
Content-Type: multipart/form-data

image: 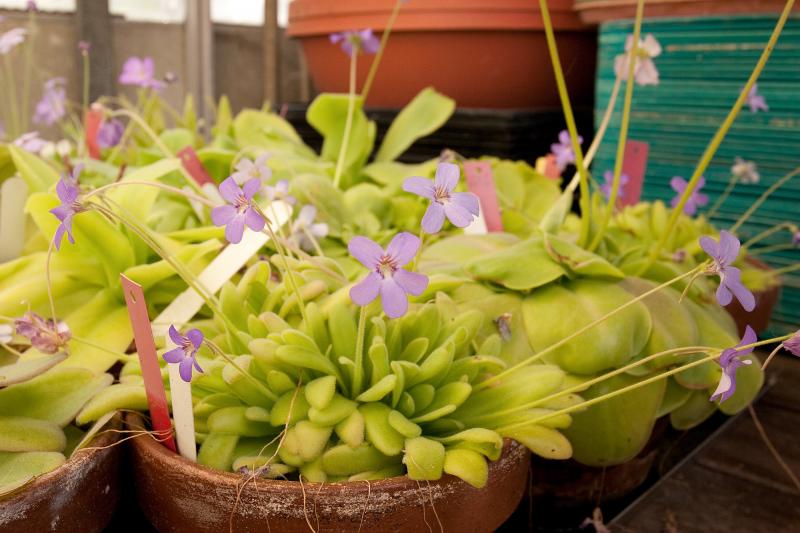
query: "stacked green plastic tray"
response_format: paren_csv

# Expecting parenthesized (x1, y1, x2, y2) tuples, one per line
(593, 14, 800, 335)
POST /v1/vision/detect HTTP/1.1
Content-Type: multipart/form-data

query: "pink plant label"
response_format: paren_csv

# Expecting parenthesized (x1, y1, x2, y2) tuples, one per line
(120, 274, 177, 452)
(463, 161, 503, 232)
(84, 108, 103, 160)
(620, 140, 649, 206)
(178, 147, 214, 186)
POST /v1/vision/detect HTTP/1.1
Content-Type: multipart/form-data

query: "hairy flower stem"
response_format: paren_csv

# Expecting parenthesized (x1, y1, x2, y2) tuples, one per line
(497, 336, 790, 433)
(332, 51, 358, 189)
(351, 306, 368, 397)
(205, 340, 278, 401)
(730, 166, 800, 234)
(86, 180, 216, 208)
(748, 404, 800, 494)
(254, 205, 309, 325)
(742, 222, 797, 248)
(361, 0, 404, 101)
(539, 0, 591, 246)
(589, 0, 645, 252)
(4, 55, 21, 136)
(705, 173, 741, 220)
(107, 108, 205, 196)
(476, 265, 705, 391)
(641, 0, 796, 275)
(471, 345, 714, 425)
(761, 344, 785, 370)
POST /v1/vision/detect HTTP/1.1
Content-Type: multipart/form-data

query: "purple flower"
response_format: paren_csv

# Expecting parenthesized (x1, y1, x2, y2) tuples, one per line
(264, 179, 296, 204)
(26, 1, 37, 12)
(78, 41, 91, 54)
(96, 119, 124, 148)
(0, 28, 27, 54)
(14, 312, 71, 354)
(670, 176, 709, 216)
(349, 233, 429, 318)
(163, 325, 204, 383)
(118, 56, 165, 90)
(614, 34, 661, 86)
(49, 165, 85, 250)
(329, 29, 380, 57)
(792, 231, 800, 247)
(34, 78, 67, 126)
(210, 177, 265, 244)
(402, 162, 480, 234)
(700, 230, 755, 312)
(710, 325, 756, 403)
(550, 130, 583, 172)
(232, 154, 272, 185)
(600, 170, 629, 200)
(784, 331, 800, 357)
(743, 84, 768, 113)
(13, 131, 46, 153)
(290, 204, 328, 252)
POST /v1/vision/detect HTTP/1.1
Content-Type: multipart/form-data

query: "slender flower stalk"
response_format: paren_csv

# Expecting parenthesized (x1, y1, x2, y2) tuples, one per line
(476, 265, 705, 391)
(497, 335, 789, 433)
(333, 49, 358, 189)
(589, 0, 645, 252)
(352, 306, 368, 396)
(706, 158, 760, 219)
(730, 165, 800, 234)
(742, 222, 797, 248)
(538, 0, 591, 245)
(361, 0, 404, 101)
(640, 0, 796, 274)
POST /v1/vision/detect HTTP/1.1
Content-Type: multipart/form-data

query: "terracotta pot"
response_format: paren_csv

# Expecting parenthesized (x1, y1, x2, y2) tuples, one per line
(288, 0, 597, 109)
(726, 257, 781, 337)
(126, 412, 530, 532)
(0, 417, 123, 532)
(574, 0, 800, 25)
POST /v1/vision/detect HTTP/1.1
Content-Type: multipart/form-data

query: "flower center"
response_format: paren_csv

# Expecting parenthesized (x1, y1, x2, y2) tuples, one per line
(433, 185, 451, 205)
(181, 338, 193, 355)
(234, 193, 250, 212)
(376, 255, 397, 279)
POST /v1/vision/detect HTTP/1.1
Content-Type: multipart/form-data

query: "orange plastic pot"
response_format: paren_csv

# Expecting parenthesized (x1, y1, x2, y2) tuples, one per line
(574, 0, 800, 24)
(288, 0, 597, 109)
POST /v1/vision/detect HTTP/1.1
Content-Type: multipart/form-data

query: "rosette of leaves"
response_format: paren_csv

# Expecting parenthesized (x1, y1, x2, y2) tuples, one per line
(420, 230, 763, 466)
(105, 257, 576, 488)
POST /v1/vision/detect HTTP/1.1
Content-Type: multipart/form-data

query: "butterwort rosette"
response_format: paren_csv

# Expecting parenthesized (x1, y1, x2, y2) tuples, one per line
(402, 162, 479, 234)
(349, 232, 429, 318)
(670, 176, 708, 216)
(710, 325, 756, 403)
(700, 230, 755, 312)
(211, 177, 266, 244)
(49, 164, 85, 250)
(163, 326, 204, 382)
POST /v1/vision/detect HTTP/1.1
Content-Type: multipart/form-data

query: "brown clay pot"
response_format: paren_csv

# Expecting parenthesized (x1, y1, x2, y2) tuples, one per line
(126, 412, 531, 532)
(0, 417, 123, 532)
(288, 0, 597, 109)
(726, 257, 781, 336)
(574, 0, 800, 25)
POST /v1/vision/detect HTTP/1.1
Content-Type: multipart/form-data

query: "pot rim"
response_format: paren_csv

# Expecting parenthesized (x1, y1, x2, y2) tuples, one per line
(0, 414, 121, 501)
(288, 0, 588, 36)
(125, 411, 527, 494)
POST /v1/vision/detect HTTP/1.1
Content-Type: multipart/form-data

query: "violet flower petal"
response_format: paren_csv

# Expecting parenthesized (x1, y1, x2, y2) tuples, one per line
(393, 268, 428, 296)
(186, 328, 204, 350)
(218, 177, 241, 203)
(244, 208, 265, 231)
(380, 278, 408, 319)
(434, 162, 460, 191)
(350, 272, 382, 306)
(402, 176, 435, 199)
(451, 192, 480, 215)
(385, 232, 420, 266)
(178, 357, 194, 382)
(443, 202, 475, 228)
(242, 178, 261, 199)
(211, 204, 236, 226)
(421, 202, 446, 234)
(162, 347, 185, 364)
(168, 325, 184, 345)
(348, 236, 384, 269)
(225, 214, 246, 244)
(724, 266, 755, 312)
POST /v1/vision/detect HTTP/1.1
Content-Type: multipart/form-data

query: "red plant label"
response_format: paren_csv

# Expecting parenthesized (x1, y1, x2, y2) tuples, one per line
(178, 147, 214, 186)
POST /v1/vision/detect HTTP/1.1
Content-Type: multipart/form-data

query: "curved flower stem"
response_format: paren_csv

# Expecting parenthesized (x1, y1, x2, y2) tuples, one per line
(742, 222, 796, 248)
(301, 227, 325, 257)
(588, 0, 645, 253)
(85, 180, 215, 208)
(471, 345, 714, 425)
(705, 173, 741, 220)
(640, 0, 796, 275)
(749, 243, 798, 256)
(254, 205, 309, 325)
(730, 166, 800, 234)
(332, 51, 358, 189)
(361, 0, 404, 101)
(205, 339, 278, 402)
(352, 306, 368, 397)
(497, 336, 790, 433)
(748, 404, 800, 494)
(761, 343, 784, 370)
(770, 263, 800, 276)
(538, 0, 591, 246)
(4, 55, 21, 136)
(476, 265, 704, 391)
(0, 342, 25, 358)
(44, 239, 59, 324)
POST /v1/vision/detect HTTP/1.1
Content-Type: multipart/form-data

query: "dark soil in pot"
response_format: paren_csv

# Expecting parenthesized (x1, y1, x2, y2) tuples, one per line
(126, 412, 530, 533)
(0, 416, 123, 533)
